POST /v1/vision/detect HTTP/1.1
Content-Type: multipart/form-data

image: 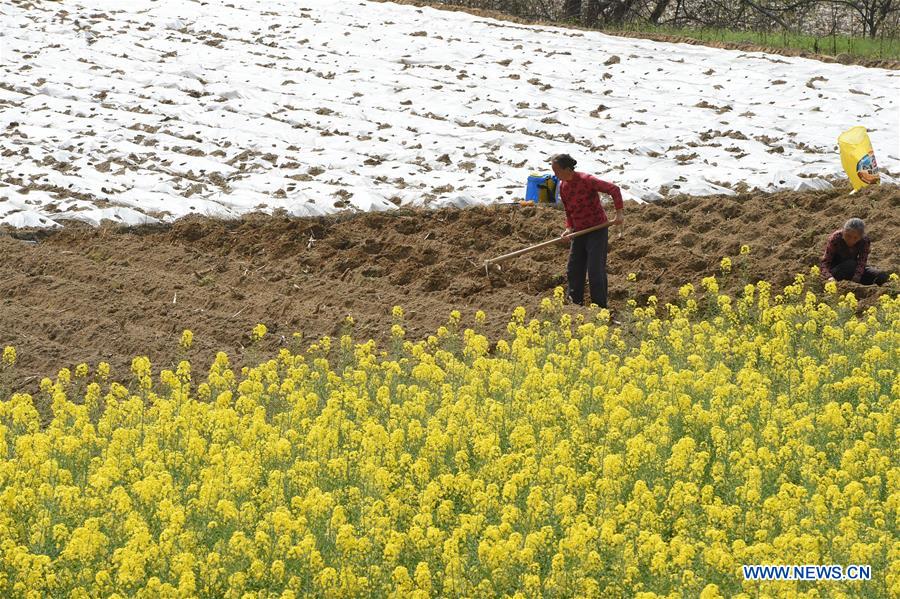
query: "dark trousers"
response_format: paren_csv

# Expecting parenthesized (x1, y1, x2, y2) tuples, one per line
(567, 228, 608, 307)
(830, 259, 889, 285)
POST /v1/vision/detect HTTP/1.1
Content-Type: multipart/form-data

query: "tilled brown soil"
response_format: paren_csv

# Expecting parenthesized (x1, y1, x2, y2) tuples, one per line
(2, 185, 897, 393)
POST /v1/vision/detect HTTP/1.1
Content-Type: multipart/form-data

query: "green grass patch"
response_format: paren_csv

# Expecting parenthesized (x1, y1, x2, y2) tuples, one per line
(605, 24, 900, 60)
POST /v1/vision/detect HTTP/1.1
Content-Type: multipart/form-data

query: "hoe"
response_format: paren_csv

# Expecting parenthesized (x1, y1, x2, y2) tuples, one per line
(483, 220, 613, 275)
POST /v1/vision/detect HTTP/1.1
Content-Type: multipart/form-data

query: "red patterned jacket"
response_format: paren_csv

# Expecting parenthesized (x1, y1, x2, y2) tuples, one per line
(559, 172, 623, 231)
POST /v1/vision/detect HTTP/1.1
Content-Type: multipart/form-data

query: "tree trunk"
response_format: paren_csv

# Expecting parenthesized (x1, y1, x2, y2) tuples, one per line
(673, 0, 684, 25)
(585, 0, 601, 26)
(609, 0, 636, 23)
(564, 0, 582, 21)
(649, 0, 672, 23)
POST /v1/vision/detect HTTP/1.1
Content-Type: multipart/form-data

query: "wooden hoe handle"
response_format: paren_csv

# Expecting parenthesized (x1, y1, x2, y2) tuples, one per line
(484, 220, 613, 268)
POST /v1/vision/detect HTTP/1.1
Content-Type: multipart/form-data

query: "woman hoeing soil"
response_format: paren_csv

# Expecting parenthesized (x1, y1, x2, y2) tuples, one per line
(551, 153, 624, 308)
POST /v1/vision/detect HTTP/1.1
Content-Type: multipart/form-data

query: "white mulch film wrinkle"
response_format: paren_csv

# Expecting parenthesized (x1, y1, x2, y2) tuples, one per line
(0, 0, 897, 228)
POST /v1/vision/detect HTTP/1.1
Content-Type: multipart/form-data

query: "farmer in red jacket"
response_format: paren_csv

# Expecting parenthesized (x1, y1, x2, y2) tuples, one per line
(551, 153, 624, 308)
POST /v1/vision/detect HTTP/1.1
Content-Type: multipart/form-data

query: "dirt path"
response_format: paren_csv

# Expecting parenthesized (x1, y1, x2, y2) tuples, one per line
(2, 185, 897, 392)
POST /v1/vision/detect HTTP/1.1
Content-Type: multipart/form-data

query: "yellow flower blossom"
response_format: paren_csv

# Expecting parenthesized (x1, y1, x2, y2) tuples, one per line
(720, 257, 732, 273)
(2, 346, 16, 366)
(180, 329, 194, 350)
(251, 323, 268, 341)
(701, 276, 719, 294)
(96, 362, 110, 381)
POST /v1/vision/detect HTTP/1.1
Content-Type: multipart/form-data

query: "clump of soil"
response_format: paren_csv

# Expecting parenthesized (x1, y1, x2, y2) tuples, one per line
(1, 185, 897, 392)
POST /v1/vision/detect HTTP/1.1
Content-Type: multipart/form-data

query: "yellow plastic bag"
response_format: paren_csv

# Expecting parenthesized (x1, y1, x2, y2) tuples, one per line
(538, 177, 557, 204)
(838, 126, 879, 191)
(524, 174, 558, 204)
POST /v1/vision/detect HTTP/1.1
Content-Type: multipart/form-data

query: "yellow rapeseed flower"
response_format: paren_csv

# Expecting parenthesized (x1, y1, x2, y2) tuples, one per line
(251, 323, 268, 341)
(720, 257, 732, 273)
(180, 329, 194, 350)
(0, 271, 895, 597)
(2, 345, 16, 366)
(701, 276, 719, 294)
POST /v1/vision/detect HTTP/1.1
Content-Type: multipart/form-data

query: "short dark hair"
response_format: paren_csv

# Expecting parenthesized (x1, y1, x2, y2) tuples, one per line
(550, 153, 577, 170)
